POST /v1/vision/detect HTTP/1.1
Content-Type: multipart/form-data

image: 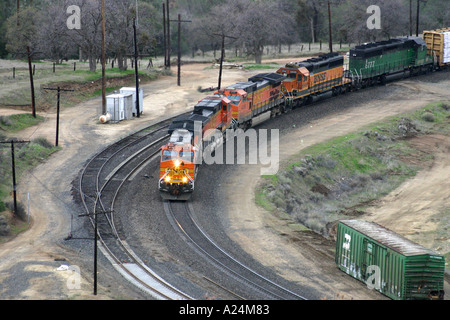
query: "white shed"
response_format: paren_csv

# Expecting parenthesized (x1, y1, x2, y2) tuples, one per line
(120, 87, 143, 116)
(106, 93, 133, 122)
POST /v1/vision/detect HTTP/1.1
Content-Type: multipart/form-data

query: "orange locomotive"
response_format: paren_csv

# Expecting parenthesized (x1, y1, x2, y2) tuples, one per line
(159, 95, 232, 200)
(276, 52, 351, 108)
(214, 72, 286, 129)
(159, 72, 286, 200)
(159, 54, 353, 200)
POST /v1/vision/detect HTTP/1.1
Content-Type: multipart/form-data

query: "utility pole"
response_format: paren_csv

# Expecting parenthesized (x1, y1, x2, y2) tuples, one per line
(133, 19, 141, 117)
(101, 0, 106, 115)
(0, 140, 30, 217)
(166, 0, 171, 68)
(79, 208, 112, 296)
(42, 87, 74, 146)
(416, 0, 421, 37)
(328, 0, 333, 53)
(16, 0, 20, 26)
(213, 33, 237, 90)
(170, 14, 191, 86)
(26, 46, 36, 118)
(409, 0, 413, 36)
(162, 2, 167, 68)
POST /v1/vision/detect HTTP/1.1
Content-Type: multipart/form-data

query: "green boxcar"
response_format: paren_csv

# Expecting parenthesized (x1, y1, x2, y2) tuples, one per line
(348, 37, 433, 84)
(335, 220, 445, 300)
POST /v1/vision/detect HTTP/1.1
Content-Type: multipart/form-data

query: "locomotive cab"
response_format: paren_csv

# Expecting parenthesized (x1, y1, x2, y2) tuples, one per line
(215, 86, 253, 127)
(159, 129, 198, 200)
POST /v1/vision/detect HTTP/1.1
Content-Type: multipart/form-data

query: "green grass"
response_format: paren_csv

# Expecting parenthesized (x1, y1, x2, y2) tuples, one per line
(243, 62, 280, 70)
(0, 113, 44, 132)
(0, 137, 60, 223)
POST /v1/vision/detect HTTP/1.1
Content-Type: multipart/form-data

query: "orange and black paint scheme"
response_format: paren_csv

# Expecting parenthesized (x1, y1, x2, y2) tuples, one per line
(214, 72, 286, 129)
(159, 96, 232, 200)
(277, 52, 351, 107)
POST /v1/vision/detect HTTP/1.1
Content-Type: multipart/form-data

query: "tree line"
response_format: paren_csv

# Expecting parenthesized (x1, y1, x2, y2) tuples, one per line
(1, 0, 449, 70)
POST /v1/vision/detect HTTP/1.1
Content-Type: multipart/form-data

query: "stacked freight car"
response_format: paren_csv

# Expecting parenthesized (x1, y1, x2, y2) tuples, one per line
(423, 27, 450, 68)
(336, 220, 445, 300)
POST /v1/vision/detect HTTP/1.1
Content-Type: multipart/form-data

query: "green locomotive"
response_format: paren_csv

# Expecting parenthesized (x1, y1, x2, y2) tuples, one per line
(348, 37, 434, 88)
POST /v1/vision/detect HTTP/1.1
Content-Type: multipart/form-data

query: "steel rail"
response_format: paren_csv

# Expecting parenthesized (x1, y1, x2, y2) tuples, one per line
(164, 201, 308, 300)
(78, 122, 192, 300)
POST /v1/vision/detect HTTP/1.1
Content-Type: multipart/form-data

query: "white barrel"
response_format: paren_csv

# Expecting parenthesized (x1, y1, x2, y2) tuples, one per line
(99, 113, 111, 123)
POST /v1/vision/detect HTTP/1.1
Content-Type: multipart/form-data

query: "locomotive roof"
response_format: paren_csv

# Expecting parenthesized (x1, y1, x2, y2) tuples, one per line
(340, 220, 442, 257)
(226, 81, 257, 93)
(350, 37, 426, 58)
(285, 52, 343, 72)
(248, 72, 285, 85)
(168, 113, 210, 134)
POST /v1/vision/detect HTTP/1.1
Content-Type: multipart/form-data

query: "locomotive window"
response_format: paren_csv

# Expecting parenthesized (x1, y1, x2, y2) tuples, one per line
(180, 151, 194, 162)
(162, 150, 178, 161)
(227, 94, 241, 105)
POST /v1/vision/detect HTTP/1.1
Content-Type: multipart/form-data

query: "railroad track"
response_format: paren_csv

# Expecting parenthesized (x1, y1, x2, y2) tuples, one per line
(78, 118, 193, 300)
(164, 200, 308, 300)
(77, 115, 309, 300)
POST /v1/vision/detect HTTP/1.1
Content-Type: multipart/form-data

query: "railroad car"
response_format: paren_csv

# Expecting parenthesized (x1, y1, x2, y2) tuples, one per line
(423, 27, 450, 68)
(158, 28, 448, 200)
(276, 52, 352, 107)
(347, 37, 434, 88)
(336, 220, 445, 300)
(215, 72, 286, 129)
(159, 95, 232, 200)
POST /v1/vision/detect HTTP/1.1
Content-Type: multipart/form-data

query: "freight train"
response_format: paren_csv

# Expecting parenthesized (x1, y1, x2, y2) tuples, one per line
(158, 32, 449, 200)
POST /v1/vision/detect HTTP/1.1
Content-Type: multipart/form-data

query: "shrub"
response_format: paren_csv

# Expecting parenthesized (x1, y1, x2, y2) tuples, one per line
(33, 137, 53, 149)
(421, 112, 435, 122)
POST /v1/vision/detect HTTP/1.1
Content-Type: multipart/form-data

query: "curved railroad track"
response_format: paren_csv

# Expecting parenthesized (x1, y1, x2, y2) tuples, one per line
(76, 114, 310, 300)
(164, 200, 308, 300)
(78, 118, 193, 300)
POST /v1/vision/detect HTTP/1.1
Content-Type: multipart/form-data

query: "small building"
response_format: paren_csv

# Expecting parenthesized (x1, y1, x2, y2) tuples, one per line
(106, 93, 133, 122)
(120, 87, 144, 116)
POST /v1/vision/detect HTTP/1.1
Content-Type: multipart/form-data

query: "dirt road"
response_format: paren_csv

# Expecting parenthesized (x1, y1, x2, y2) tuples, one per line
(0, 60, 448, 299)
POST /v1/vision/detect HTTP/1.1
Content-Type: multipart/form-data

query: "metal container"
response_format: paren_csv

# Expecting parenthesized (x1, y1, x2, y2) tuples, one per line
(106, 93, 133, 122)
(119, 87, 143, 116)
(335, 219, 445, 300)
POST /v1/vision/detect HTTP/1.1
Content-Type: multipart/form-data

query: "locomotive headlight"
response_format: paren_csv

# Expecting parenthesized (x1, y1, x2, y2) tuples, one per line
(182, 176, 188, 183)
(174, 159, 180, 168)
(165, 176, 171, 183)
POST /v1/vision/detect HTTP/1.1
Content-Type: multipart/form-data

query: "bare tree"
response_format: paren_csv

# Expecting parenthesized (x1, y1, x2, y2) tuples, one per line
(37, 0, 76, 64)
(197, 0, 295, 64)
(66, 0, 103, 72)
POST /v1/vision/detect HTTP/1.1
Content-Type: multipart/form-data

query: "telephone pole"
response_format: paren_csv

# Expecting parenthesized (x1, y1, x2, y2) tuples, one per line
(166, 0, 171, 68)
(162, 2, 167, 68)
(170, 14, 191, 86)
(213, 33, 237, 89)
(328, 0, 333, 53)
(0, 140, 30, 216)
(416, 0, 421, 37)
(79, 208, 112, 296)
(101, 0, 106, 115)
(26, 46, 36, 118)
(133, 19, 141, 117)
(42, 87, 74, 146)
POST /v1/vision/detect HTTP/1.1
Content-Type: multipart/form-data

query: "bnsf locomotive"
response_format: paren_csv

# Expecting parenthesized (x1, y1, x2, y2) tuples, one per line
(158, 33, 448, 200)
